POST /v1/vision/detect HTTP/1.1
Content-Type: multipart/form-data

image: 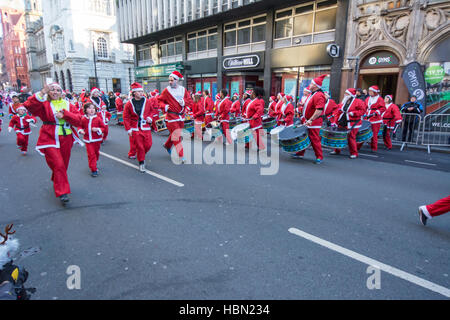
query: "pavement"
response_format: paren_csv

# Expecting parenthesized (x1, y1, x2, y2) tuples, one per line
(0, 120, 449, 300)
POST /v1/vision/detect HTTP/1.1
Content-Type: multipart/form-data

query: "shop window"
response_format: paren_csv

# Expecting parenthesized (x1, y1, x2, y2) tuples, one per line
(187, 27, 218, 60)
(160, 36, 183, 63)
(224, 14, 266, 56)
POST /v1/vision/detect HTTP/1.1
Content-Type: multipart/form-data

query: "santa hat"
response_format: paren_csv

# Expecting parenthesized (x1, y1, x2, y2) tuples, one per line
(232, 93, 240, 98)
(130, 82, 144, 92)
(169, 71, 183, 80)
(49, 83, 62, 91)
(385, 94, 393, 101)
(286, 95, 293, 102)
(195, 91, 202, 96)
(215, 94, 221, 100)
(278, 92, 285, 98)
(115, 92, 120, 97)
(244, 90, 252, 96)
(369, 85, 380, 93)
(345, 88, 357, 98)
(20, 86, 27, 93)
(16, 105, 27, 111)
(304, 86, 311, 93)
(311, 74, 328, 89)
(81, 89, 86, 92)
(270, 96, 276, 101)
(91, 87, 100, 95)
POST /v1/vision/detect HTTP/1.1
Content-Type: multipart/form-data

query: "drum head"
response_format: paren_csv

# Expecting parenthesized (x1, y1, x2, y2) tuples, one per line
(263, 116, 275, 123)
(231, 123, 250, 140)
(360, 120, 371, 130)
(270, 126, 285, 135)
(279, 125, 307, 141)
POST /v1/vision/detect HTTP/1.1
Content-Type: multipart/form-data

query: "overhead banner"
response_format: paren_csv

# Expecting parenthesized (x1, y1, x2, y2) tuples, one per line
(402, 62, 427, 112)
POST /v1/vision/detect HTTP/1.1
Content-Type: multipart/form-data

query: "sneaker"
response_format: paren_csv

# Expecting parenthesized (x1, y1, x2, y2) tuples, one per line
(290, 154, 303, 159)
(330, 150, 339, 155)
(60, 194, 70, 205)
(21, 151, 27, 156)
(350, 155, 357, 159)
(418, 206, 428, 226)
(315, 159, 322, 164)
(139, 163, 146, 173)
(91, 171, 98, 177)
(128, 155, 137, 159)
(164, 145, 172, 155)
(181, 157, 187, 164)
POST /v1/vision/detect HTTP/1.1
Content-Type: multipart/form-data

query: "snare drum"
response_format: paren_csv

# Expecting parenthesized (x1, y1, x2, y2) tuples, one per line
(262, 116, 277, 132)
(117, 112, 123, 124)
(356, 120, 373, 143)
(184, 119, 195, 134)
(229, 117, 242, 130)
(378, 125, 384, 137)
(205, 121, 223, 139)
(231, 123, 253, 144)
(278, 125, 311, 153)
(320, 126, 349, 149)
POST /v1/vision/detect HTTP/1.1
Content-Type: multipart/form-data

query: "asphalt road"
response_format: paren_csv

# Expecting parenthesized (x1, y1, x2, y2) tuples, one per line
(0, 120, 449, 300)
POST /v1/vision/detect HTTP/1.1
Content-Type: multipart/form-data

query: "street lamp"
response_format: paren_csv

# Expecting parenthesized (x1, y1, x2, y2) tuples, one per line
(346, 56, 360, 89)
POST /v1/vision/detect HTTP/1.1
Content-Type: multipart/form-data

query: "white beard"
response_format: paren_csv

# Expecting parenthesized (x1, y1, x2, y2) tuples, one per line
(0, 238, 19, 268)
(341, 95, 351, 106)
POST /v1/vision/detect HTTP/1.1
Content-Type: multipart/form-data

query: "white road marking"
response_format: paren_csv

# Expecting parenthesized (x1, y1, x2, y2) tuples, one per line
(288, 227, 450, 298)
(359, 153, 379, 158)
(404, 160, 437, 166)
(100, 151, 184, 187)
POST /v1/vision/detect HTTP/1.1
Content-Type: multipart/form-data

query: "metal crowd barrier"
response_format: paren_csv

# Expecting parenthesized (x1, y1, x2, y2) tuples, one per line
(421, 113, 450, 154)
(389, 113, 422, 151)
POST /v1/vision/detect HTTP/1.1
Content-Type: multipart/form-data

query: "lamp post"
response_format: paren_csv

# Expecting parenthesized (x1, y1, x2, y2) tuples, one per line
(92, 41, 98, 88)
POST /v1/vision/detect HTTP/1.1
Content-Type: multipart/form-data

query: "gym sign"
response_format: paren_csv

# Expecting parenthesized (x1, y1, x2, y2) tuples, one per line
(362, 51, 399, 68)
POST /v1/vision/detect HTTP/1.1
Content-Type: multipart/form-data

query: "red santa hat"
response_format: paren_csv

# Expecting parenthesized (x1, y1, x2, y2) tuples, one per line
(130, 82, 144, 92)
(20, 86, 27, 93)
(115, 92, 120, 97)
(345, 88, 357, 97)
(369, 85, 380, 93)
(195, 91, 202, 96)
(286, 95, 293, 102)
(304, 86, 311, 93)
(385, 94, 393, 101)
(49, 83, 62, 91)
(311, 74, 328, 89)
(278, 92, 285, 98)
(270, 95, 276, 101)
(91, 87, 100, 95)
(232, 92, 240, 98)
(169, 71, 183, 81)
(16, 105, 27, 111)
(215, 94, 221, 100)
(81, 89, 86, 92)
(244, 90, 252, 96)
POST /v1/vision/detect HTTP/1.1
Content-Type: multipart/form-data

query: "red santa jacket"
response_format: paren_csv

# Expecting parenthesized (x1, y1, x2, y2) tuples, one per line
(230, 100, 241, 117)
(323, 98, 339, 120)
(8, 103, 21, 118)
(382, 103, 402, 129)
(123, 97, 158, 133)
(191, 100, 205, 123)
(365, 95, 386, 124)
(77, 115, 106, 143)
(115, 97, 124, 113)
(241, 98, 252, 118)
(275, 100, 285, 121)
(278, 102, 295, 127)
(9, 114, 36, 135)
(157, 85, 193, 123)
(245, 98, 264, 129)
(215, 97, 232, 123)
(301, 90, 326, 129)
(268, 101, 277, 118)
(203, 96, 214, 117)
(23, 93, 84, 155)
(332, 97, 367, 129)
(98, 110, 112, 126)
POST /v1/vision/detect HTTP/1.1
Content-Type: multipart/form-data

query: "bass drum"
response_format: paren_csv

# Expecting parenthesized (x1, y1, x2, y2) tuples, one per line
(320, 126, 349, 149)
(356, 120, 373, 143)
(278, 125, 310, 153)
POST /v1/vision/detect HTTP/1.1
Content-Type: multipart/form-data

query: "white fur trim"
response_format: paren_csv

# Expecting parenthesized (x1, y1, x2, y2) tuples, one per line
(0, 238, 19, 267)
(419, 205, 433, 219)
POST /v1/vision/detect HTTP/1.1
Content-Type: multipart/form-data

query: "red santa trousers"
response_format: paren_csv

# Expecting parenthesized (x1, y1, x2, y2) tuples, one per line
(132, 130, 152, 162)
(16, 133, 29, 152)
(43, 135, 74, 198)
(422, 195, 450, 218)
(358, 123, 381, 151)
(128, 135, 136, 158)
(85, 141, 101, 172)
(334, 128, 359, 156)
(164, 121, 184, 158)
(383, 128, 392, 149)
(296, 128, 323, 160)
(220, 122, 233, 144)
(102, 126, 109, 142)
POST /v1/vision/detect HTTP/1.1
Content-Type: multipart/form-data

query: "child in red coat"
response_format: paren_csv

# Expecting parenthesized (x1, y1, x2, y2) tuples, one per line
(8, 106, 36, 155)
(77, 102, 106, 177)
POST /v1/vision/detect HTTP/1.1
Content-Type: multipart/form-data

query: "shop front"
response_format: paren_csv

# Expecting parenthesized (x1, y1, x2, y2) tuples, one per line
(184, 57, 218, 98)
(135, 62, 184, 93)
(221, 52, 265, 96)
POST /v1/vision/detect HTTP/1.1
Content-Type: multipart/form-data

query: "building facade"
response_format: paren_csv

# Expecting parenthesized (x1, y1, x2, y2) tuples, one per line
(0, 6, 30, 90)
(341, 0, 450, 113)
(42, 0, 135, 93)
(116, 0, 349, 102)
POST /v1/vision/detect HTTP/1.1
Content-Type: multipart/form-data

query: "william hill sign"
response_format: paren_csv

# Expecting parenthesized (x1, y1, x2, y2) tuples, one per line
(223, 54, 262, 70)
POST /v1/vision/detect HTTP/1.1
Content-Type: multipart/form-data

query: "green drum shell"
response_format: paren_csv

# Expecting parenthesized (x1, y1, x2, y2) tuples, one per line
(320, 127, 348, 149)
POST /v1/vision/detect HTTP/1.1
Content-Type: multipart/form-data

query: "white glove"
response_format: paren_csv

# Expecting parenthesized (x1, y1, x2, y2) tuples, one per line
(146, 117, 152, 124)
(165, 105, 169, 112)
(8, 127, 12, 133)
(349, 112, 354, 117)
(127, 129, 133, 136)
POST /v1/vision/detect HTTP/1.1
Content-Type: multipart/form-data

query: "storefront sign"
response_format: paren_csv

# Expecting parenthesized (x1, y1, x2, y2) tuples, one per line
(362, 51, 399, 68)
(136, 63, 183, 78)
(402, 61, 427, 110)
(223, 55, 260, 70)
(424, 65, 445, 85)
(326, 44, 340, 58)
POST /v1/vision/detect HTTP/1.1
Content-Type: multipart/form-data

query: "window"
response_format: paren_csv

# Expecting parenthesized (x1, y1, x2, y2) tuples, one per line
(274, 0, 337, 48)
(160, 36, 183, 63)
(88, 0, 113, 16)
(186, 27, 218, 60)
(137, 43, 156, 66)
(224, 15, 266, 55)
(97, 37, 108, 59)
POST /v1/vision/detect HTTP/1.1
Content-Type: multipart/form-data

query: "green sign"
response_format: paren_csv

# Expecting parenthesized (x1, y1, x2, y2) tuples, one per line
(424, 66, 445, 85)
(136, 63, 183, 78)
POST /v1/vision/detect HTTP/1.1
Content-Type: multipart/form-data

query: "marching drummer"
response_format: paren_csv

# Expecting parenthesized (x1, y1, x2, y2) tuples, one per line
(329, 88, 367, 159)
(268, 96, 277, 118)
(323, 91, 339, 125)
(203, 90, 215, 127)
(215, 89, 233, 145)
(192, 91, 205, 140)
(359, 85, 386, 153)
(278, 95, 295, 127)
(230, 93, 241, 118)
(296, 87, 311, 116)
(381, 94, 402, 150)
(245, 88, 266, 151)
(241, 90, 253, 120)
(275, 93, 285, 126)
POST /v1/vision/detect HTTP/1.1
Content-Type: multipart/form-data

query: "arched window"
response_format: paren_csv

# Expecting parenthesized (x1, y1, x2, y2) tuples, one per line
(67, 69, 73, 92)
(97, 37, 108, 58)
(60, 70, 66, 90)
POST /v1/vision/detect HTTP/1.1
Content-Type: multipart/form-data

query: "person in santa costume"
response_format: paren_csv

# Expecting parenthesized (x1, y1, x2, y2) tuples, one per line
(329, 88, 367, 159)
(191, 91, 205, 140)
(214, 94, 221, 114)
(245, 87, 266, 150)
(23, 83, 84, 206)
(88, 87, 106, 112)
(203, 90, 215, 127)
(275, 92, 286, 126)
(359, 85, 385, 152)
(293, 75, 328, 163)
(123, 83, 158, 172)
(381, 95, 402, 150)
(8, 105, 36, 155)
(215, 89, 233, 145)
(241, 90, 253, 121)
(157, 71, 193, 163)
(230, 93, 241, 118)
(115, 92, 124, 125)
(296, 87, 311, 116)
(98, 104, 111, 143)
(148, 91, 161, 132)
(418, 195, 450, 226)
(277, 95, 295, 127)
(77, 102, 107, 177)
(268, 96, 277, 118)
(323, 91, 339, 125)
(8, 93, 21, 119)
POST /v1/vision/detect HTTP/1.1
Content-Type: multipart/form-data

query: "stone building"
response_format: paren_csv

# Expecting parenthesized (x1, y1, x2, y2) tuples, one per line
(341, 0, 450, 112)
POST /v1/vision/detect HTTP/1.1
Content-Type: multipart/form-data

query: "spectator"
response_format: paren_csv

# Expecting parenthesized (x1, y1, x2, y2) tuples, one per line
(356, 88, 367, 101)
(400, 95, 422, 143)
(108, 91, 116, 111)
(100, 91, 110, 110)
